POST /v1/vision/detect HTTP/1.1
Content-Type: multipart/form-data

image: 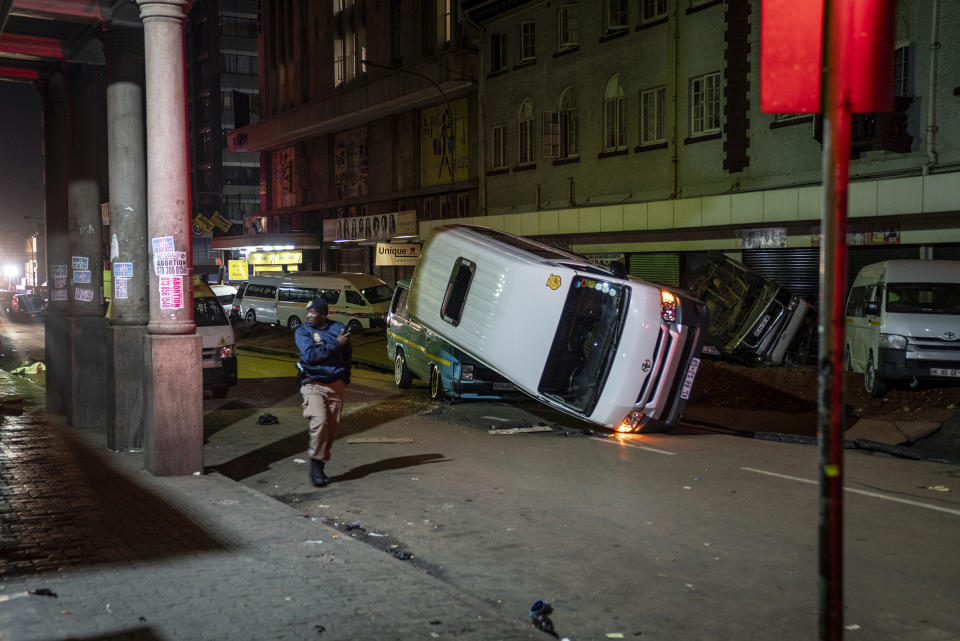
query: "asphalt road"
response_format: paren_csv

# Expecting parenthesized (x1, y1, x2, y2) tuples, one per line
(201, 334, 960, 641)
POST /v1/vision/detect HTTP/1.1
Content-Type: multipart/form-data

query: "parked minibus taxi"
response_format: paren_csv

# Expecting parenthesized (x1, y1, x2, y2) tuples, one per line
(407, 225, 709, 432)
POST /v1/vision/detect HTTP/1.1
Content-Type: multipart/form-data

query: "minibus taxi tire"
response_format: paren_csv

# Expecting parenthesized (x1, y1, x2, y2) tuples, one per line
(348, 319, 363, 335)
(288, 316, 302, 331)
(245, 309, 256, 323)
(864, 355, 888, 398)
(395, 351, 412, 388)
(429, 365, 444, 401)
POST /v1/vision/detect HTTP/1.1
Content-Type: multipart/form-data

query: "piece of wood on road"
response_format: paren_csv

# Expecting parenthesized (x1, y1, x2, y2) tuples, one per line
(347, 436, 415, 444)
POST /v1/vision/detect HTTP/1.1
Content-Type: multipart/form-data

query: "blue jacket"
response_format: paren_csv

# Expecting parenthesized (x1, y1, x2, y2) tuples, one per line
(295, 320, 353, 384)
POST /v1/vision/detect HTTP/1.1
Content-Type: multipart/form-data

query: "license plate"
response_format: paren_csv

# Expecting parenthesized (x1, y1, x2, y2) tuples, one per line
(930, 368, 960, 378)
(492, 382, 514, 391)
(680, 357, 701, 400)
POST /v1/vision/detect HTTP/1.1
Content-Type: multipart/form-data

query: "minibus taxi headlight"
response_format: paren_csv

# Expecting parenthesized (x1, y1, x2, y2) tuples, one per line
(787, 296, 799, 312)
(460, 364, 475, 381)
(616, 411, 645, 433)
(660, 290, 678, 323)
(879, 333, 906, 350)
(220, 345, 235, 359)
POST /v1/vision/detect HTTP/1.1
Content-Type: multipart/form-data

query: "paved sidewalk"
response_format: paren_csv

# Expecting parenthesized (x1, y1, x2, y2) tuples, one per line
(0, 372, 535, 641)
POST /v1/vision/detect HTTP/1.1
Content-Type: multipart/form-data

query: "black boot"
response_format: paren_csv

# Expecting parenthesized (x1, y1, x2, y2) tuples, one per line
(310, 459, 329, 487)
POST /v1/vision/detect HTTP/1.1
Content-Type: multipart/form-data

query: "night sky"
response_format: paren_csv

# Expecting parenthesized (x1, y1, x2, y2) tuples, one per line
(0, 81, 44, 237)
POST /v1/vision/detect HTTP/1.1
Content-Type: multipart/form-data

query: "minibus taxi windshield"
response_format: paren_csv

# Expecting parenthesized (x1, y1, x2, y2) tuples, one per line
(539, 277, 628, 414)
(195, 294, 229, 326)
(361, 284, 394, 304)
(886, 283, 960, 314)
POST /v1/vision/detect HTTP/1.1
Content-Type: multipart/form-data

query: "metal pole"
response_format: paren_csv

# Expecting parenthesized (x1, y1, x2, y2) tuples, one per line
(818, 1, 849, 638)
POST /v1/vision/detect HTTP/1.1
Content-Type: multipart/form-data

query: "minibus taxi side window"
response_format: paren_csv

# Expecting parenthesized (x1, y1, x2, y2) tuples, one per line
(345, 290, 365, 305)
(391, 285, 409, 319)
(442, 258, 475, 326)
(319, 288, 340, 304)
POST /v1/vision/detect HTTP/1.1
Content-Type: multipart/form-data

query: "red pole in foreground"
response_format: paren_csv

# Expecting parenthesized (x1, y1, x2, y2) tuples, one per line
(818, 1, 850, 638)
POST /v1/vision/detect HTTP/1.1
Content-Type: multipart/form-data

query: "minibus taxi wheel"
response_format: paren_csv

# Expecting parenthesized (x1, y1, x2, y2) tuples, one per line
(348, 319, 363, 335)
(864, 354, 888, 398)
(429, 365, 444, 401)
(394, 351, 412, 388)
(245, 309, 256, 323)
(288, 316, 302, 331)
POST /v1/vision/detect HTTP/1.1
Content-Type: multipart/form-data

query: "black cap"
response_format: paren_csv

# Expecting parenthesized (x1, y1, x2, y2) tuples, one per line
(306, 297, 328, 314)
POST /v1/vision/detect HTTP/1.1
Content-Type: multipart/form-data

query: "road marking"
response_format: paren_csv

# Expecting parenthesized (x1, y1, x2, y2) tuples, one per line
(741, 467, 960, 517)
(590, 436, 676, 455)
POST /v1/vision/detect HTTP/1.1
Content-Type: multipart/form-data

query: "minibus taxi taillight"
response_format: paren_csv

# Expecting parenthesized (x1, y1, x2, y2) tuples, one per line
(616, 411, 645, 433)
(219, 345, 234, 359)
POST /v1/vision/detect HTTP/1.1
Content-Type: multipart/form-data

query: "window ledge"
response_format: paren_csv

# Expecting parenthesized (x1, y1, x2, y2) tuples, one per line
(513, 60, 536, 70)
(636, 16, 667, 30)
(685, 0, 723, 15)
(683, 132, 722, 145)
(486, 168, 509, 176)
(598, 29, 629, 44)
(769, 115, 814, 129)
(634, 142, 668, 152)
(598, 148, 629, 159)
(552, 156, 580, 166)
(512, 163, 537, 172)
(487, 68, 508, 80)
(553, 45, 580, 58)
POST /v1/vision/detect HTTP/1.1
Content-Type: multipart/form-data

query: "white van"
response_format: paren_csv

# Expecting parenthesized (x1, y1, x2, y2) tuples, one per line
(233, 272, 393, 332)
(194, 277, 238, 398)
(407, 225, 709, 432)
(845, 259, 960, 397)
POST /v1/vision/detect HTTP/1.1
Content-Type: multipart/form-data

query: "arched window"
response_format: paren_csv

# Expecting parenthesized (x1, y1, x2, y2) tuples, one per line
(559, 87, 579, 158)
(603, 74, 625, 151)
(518, 99, 535, 165)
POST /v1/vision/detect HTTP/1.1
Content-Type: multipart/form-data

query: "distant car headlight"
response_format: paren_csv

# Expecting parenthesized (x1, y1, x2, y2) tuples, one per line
(220, 345, 235, 359)
(660, 290, 678, 323)
(460, 364, 475, 381)
(879, 333, 906, 350)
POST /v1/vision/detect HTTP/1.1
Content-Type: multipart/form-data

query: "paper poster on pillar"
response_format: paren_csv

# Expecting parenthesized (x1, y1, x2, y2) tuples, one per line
(151, 236, 175, 254)
(74, 288, 94, 302)
(115, 277, 129, 300)
(52, 264, 67, 290)
(113, 262, 133, 279)
(72, 270, 91, 284)
(71, 256, 89, 270)
(51, 289, 67, 302)
(153, 252, 188, 277)
(159, 276, 184, 310)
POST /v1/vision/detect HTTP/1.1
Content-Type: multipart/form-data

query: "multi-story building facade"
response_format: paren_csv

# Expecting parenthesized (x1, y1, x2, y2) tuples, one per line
(222, 0, 478, 282)
(442, 0, 959, 299)
(187, 0, 262, 279)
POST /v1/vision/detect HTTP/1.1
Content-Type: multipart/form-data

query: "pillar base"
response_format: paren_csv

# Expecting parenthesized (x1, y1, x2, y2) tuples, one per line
(70, 315, 111, 428)
(44, 312, 71, 416)
(144, 334, 203, 476)
(108, 324, 148, 451)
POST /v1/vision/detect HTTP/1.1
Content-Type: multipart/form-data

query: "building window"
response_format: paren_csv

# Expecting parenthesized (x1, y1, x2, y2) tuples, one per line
(558, 4, 579, 50)
(334, 38, 346, 86)
(519, 21, 536, 63)
(641, 0, 666, 23)
(544, 87, 578, 159)
(222, 92, 233, 111)
(640, 86, 665, 145)
(491, 32, 508, 72)
(492, 124, 507, 169)
(443, 0, 453, 44)
(220, 15, 258, 38)
(603, 75, 626, 151)
(894, 43, 912, 96)
(690, 71, 721, 136)
(604, 0, 627, 32)
(221, 53, 258, 75)
(518, 100, 535, 165)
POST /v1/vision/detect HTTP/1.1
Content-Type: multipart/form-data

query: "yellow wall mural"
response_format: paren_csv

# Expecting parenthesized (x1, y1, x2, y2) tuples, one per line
(421, 98, 469, 187)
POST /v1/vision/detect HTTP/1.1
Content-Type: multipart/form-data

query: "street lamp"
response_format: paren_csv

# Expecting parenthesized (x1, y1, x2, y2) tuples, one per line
(360, 59, 458, 219)
(3, 264, 18, 291)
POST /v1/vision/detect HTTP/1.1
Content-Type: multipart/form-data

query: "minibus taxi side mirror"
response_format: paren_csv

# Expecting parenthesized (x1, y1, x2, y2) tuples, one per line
(610, 261, 627, 279)
(864, 301, 880, 316)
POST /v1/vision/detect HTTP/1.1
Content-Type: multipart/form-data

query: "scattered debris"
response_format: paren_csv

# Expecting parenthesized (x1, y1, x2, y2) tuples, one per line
(488, 425, 553, 435)
(845, 624, 862, 631)
(391, 550, 415, 560)
(11, 362, 44, 375)
(605, 634, 625, 639)
(529, 599, 559, 638)
(347, 436, 414, 444)
(32, 588, 57, 598)
(257, 413, 279, 425)
(924, 485, 950, 492)
(293, 458, 307, 464)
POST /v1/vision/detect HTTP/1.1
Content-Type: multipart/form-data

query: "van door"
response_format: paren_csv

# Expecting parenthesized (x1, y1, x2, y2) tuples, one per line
(864, 283, 883, 367)
(342, 287, 369, 331)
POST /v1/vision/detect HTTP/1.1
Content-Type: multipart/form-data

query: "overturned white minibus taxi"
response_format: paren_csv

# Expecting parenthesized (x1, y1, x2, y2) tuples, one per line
(407, 225, 709, 432)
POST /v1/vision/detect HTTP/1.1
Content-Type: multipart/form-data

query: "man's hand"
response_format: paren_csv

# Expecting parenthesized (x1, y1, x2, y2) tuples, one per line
(337, 328, 351, 346)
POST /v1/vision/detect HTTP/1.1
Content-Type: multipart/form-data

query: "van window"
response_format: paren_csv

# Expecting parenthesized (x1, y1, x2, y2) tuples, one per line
(887, 282, 960, 314)
(441, 258, 475, 325)
(345, 290, 365, 305)
(361, 284, 394, 304)
(246, 284, 276, 299)
(391, 286, 409, 318)
(279, 287, 317, 303)
(195, 296, 228, 327)
(846, 285, 867, 317)
(319, 288, 340, 303)
(235, 282, 247, 299)
(538, 277, 627, 414)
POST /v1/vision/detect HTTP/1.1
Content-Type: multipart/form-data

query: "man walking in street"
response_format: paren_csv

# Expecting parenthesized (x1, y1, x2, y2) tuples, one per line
(295, 297, 352, 486)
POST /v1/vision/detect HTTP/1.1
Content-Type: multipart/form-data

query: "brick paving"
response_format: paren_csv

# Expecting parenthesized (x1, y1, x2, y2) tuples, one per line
(0, 372, 535, 641)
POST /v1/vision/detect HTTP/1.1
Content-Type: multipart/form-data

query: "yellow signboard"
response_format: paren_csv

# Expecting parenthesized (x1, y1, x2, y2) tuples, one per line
(228, 259, 249, 281)
(247, 250, 302, 266)
(210, 211, 233, 232)
(193, 213, 215, 233)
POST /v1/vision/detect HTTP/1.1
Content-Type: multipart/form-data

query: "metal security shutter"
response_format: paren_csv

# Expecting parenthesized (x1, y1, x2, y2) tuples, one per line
(742, 248, 820, 304)
(932, 244, 960, 260)
(627, 253, 680, 287)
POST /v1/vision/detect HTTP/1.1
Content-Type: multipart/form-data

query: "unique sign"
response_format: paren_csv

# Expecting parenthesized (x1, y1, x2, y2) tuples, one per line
(375, 243, 421, 266)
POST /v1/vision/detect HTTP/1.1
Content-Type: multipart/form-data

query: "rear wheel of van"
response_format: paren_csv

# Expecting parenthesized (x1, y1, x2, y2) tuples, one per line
(348, 319, 363, 335)
(288, 316, 302, 331)
(429, 365, 444, 401)
(864, 355, 888, 398)
(245, 309, 256, 323)
(394, 351, 412, 388)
